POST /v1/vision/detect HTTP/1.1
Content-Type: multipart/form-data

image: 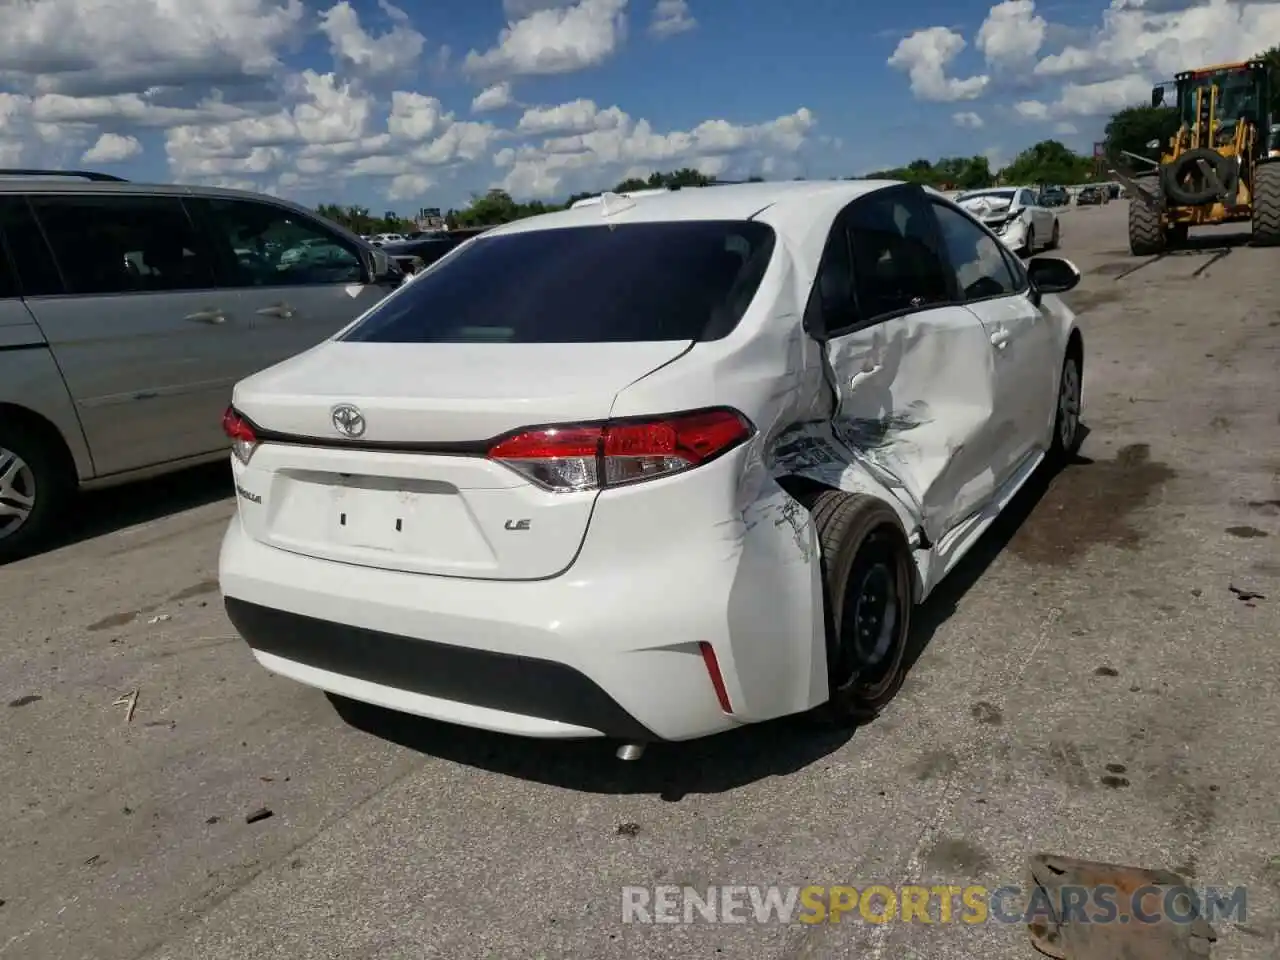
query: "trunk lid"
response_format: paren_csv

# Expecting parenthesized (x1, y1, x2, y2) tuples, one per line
(231, 340, 690, 579)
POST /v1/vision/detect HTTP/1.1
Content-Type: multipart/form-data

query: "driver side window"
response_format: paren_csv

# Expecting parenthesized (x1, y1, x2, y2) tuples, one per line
(932, 201, 1018, 302)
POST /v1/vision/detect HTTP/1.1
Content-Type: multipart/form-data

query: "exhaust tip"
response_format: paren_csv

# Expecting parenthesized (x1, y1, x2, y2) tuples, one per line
(615, 743, 646, 761)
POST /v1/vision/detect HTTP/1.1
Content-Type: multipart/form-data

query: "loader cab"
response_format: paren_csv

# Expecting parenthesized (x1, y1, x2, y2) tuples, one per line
(1165, 60, 1271, 152)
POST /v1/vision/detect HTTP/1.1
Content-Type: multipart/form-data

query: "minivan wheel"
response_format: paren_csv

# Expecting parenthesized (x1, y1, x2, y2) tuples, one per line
(801, 490, 913, 725)
(0, 425, 70, 563)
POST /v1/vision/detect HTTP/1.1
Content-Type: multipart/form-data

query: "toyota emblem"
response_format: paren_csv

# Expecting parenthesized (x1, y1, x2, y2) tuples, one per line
(331, 404, 366, 439)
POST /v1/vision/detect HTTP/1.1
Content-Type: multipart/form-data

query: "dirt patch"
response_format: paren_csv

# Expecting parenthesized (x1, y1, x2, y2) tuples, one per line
(924, 838, 992, 878)
(1062, 288, 1123, 313)
(169, 579, 219, 602)
(1226, 525, 1269, 539)
(1007, 444, 1176, 566)
(1092, 261, 1137, 277)
(86, 610, 140, 632)
(910, 749, 959, 782)
(970, 701, 1003, 725)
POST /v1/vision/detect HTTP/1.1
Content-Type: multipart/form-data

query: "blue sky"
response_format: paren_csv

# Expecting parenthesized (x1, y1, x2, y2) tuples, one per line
(0, 0, 1274, 211)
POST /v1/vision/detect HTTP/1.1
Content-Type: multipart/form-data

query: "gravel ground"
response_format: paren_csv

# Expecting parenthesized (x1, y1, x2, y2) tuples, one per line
(2, 200, 1279, 959)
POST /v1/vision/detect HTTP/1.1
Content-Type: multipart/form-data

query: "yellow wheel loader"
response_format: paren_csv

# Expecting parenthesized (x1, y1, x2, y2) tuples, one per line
(1109, 59, 1279, 255)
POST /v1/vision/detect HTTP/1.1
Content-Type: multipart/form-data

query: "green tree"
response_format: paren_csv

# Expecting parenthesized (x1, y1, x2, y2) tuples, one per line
(1104, 104, 1180, 165)
(856, 155, 991, 189)
(1000, 139, 1094, 185)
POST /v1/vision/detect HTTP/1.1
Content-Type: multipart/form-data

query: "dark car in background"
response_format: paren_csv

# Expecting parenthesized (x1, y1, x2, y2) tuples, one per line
(1039, 185, 1070, 207)
(1076, 186, 1105, 206)
(381, 226, 491, 275)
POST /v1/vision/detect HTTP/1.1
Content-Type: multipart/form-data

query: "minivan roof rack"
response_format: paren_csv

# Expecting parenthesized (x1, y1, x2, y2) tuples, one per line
(0, 168, 128, 182)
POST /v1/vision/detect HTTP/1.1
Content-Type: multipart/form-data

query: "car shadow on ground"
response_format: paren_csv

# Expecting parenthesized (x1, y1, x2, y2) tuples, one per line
(17, 461, 233, 561)
(332, 442, 1097, 799)
(902, 439, 1093, 675)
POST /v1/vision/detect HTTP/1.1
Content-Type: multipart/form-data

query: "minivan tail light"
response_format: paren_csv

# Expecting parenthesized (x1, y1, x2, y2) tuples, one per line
(487, 408, 752, 492)
(222, 406, 259, 465)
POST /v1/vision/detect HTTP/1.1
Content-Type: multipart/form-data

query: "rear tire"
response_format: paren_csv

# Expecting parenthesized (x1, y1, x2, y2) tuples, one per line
(1252, 161, 1280, 247)
(0, 423, 72, 564)
(1128, 185, 1165, 256)
(800, 490, 913, 725)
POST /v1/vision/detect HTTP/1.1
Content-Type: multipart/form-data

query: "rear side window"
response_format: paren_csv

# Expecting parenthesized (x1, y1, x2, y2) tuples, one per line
(0, 197, 64, 297)
(343, 220, 777, 343)
(29, 195, 216, 295)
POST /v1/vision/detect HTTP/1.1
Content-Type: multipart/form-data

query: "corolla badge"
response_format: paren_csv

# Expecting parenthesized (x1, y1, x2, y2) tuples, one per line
(331, 403, 366, 438)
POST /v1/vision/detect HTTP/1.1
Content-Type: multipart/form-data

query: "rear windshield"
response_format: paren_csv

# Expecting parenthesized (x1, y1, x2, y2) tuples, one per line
(342, 220, 776, 343)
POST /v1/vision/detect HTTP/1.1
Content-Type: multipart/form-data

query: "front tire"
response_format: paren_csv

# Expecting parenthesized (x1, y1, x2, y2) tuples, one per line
(1023, 226, 1036, 257)
(1049, 349, 1084, 462)
(802, 490, 913, 724)
(1129, 183, 1165, 256)
(0, 424, 72, 564)
(1047, 220, 1060, 250)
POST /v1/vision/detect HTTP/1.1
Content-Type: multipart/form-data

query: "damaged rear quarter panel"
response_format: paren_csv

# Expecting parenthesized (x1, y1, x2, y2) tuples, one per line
(612, 234, 994, 720)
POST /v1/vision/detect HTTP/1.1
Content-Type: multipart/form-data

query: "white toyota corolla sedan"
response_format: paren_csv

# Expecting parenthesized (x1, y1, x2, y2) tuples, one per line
(218, 180, 1085, 757)
(955, 186, 1061, 256)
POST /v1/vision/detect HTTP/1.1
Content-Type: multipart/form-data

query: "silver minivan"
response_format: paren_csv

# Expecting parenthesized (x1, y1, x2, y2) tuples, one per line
(0, 169, 404, 561)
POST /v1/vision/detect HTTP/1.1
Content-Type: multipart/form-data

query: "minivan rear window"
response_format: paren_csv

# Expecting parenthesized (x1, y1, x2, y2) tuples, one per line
(342, 220, 776, 343)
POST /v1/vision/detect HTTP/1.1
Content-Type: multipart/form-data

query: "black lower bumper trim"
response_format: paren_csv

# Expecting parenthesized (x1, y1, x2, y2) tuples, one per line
(224, 597, 657, 742)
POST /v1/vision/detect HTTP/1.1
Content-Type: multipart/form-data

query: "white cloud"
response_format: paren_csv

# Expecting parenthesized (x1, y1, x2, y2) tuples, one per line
(471, 81, 514, 113)
(516, 98, 626, 134)
(503, 0, 574, 14)
(1033, 0, 1280, 89)
(465, 0, 629, 77)
(976, 0, 1047, 67)
(388, 173, 434, 200)
(318, 0, 425, 77)
(650, 0, 697, 37)
(1053, 121, 1078, 135)
(0, 0, 305, 97)
(1014, 99, 1050, 120)
(888, 27, 989, 102)
(82, 132, 142, 162)
(387, 90, 445, 141)
(953, 111, 984, 128)
(1051, 73, 1155, 117)
(30, 91, 250, 128)
(494, 106, 816, 198)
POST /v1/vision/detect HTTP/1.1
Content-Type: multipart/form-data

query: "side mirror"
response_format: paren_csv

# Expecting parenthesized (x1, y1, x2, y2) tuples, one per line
(1151, 86, 1165, 108)
(1027, 256, 1081, 295)
(367, 247, 402, 284)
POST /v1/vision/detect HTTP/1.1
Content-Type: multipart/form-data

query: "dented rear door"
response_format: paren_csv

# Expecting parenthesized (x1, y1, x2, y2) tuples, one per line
(822, 185, 1003, 544)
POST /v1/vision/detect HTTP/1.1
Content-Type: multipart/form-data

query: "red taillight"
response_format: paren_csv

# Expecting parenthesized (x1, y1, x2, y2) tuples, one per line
(487, 408, 752, 492)
(222, 406, 259, 465)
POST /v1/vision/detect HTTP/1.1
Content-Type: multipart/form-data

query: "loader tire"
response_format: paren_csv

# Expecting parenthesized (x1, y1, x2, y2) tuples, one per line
(798, 489, 913, 725)
(1128, 186, 1165, 256)
(1252, 161, 1280, 247)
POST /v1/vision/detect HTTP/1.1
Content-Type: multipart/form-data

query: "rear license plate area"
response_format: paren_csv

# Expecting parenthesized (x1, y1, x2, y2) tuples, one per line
(328, 486, 420, 552)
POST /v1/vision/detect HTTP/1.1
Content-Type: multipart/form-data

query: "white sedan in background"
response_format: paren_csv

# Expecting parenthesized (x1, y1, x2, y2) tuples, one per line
(955, 186, 1060, 256)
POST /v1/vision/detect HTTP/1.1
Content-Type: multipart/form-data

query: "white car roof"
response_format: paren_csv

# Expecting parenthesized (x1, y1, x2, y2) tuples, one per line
(483, 179, 910, 270)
